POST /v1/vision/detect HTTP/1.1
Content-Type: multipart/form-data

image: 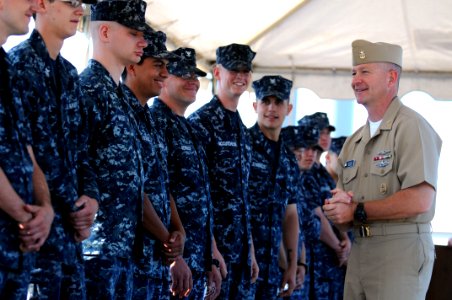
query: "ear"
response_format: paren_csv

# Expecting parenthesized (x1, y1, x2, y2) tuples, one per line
(213, 65, 221, 81)
(388, 69, 398, 86)
(252, 101, 257, 112)
(35, 0, 47, 13)
(126, 64, 136, 78)
(98, 23, 110, 42)
(286, 103, 293, 116)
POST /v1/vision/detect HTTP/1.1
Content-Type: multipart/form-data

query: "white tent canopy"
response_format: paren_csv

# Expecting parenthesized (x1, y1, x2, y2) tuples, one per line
(145, 0, 452, 100)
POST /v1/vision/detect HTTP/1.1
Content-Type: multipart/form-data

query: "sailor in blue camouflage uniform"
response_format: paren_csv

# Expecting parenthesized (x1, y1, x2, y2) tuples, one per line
(298, 113, 337, 201)
(122, 30, 191, 300)
(9, 1, 100, 299)
(0, 48, 35, 300)
(0, 2, 54, 298)
(248, 75, 299, 299)
(188, 43, 259, 300)
(281, 125, 323, 300)
(149, 47, 223, 300)
(283, 124, 347, 300)
(298, 113, 350, 300)
(78, 1, 148, 299)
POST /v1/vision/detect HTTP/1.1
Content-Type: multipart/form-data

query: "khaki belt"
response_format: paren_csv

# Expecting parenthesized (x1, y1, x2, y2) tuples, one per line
(354, 223, 431, 238)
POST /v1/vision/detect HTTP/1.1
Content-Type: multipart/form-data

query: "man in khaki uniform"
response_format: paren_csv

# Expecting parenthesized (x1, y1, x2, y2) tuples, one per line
(323, 39, 442, 300)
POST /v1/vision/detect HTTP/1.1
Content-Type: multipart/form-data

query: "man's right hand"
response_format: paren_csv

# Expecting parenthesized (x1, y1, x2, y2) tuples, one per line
(205, 264, 222, 299)
(18, 203, 54, 252)
(169, 256, 193, 298)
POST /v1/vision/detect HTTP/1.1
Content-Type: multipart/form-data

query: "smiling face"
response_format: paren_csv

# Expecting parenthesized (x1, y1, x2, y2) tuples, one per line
(160, 73, 200, 115)
(214, 64, 252, 99)
(351, 62, 397, 107)
(253, 95, 292, 140)
(131, 56, 169, 102)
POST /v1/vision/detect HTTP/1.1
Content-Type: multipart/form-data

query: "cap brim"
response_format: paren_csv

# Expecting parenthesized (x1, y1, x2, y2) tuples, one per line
(194, 68, 207, 77)
(258, 92, 289, 101)
(171, 66, 207, 78)
(151, 51, 179, 60)
(119, 21, 148, 32)
(304, 144, 324, 152)
(224, 61, 252, 72)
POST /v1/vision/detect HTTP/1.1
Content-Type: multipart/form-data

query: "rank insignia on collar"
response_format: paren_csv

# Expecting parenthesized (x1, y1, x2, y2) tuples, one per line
(344, 160, 355, 168)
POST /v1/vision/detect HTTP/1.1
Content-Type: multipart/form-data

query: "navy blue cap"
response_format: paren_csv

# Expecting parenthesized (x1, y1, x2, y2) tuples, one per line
(216, 43, 256, 71)
(167, 47, 207, 77)
(252, 75, 292, 101)
(329, 136, 347, 155)
(281, 125, 322, 151)
(298, 112, 336, 132)
(142, 29, 177, 60)
(91, 0, 149, 32)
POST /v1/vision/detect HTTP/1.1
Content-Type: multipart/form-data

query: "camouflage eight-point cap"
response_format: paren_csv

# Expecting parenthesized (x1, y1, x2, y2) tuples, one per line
(216, 43, 256, 71)
(281, 125, 322, 151)
(252, 75, 292, 101)
(91, 0, 149, 32)
(298, 112, 336, 132)
(142, 29, 176, 60)
(168, 47, 206, 77)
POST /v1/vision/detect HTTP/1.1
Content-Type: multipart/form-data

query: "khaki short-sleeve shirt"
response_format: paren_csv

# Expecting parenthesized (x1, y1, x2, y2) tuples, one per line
(337, 97, 442, 223)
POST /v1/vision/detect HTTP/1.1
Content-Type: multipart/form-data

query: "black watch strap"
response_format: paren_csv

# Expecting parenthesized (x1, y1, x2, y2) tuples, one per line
(354, 202, 367, 223)
(211, 258, 220, 268)
(297, 261, 308, 272)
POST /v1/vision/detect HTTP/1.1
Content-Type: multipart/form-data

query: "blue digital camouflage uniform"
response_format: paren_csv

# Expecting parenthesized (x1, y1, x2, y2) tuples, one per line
(9, 30, 99, 300)
(297, 169, 340, 300)
(188, 96, 253, 299)
(150, 98, 214, 300)
(248, 123, 300, 299)
(311, 163, 336, 202)
(121, 85, 171, 300)
(306, 164, 346, 300)
(280, 125, 323, 300)
(0, 47, 35, 300)
(123, 28, 175, 300)
(297, 112, 337, 202)
(298, 113, 346, 300)
(79, 59, 144, 300)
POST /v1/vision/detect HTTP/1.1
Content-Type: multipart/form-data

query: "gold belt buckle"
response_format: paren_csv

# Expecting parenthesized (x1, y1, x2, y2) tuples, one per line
(359, 224, 371, 237)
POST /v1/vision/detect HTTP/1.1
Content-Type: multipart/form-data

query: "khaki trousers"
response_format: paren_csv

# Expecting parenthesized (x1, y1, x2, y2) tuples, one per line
(344, 232, 434, 300)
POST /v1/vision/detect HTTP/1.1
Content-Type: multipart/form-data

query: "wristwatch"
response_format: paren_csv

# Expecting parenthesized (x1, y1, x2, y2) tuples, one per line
(354, 202, 367, 223)
(297, 261, 308, 272)
(211, 258, 220, 268)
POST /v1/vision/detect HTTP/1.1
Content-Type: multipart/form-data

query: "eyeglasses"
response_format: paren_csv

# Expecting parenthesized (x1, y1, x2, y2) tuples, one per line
(59, 0, 84, 8)
(179, 73, 199, 81)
